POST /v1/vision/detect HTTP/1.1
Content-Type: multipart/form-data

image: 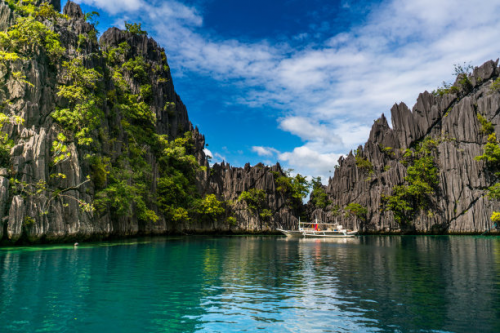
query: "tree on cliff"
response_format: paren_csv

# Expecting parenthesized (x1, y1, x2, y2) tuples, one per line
(310, 177, 331, 210)
(238, 188, 270, 229)
(382, 138, 439, 225)
(476, 132, 500, 225)
(344, 203, 367, 224)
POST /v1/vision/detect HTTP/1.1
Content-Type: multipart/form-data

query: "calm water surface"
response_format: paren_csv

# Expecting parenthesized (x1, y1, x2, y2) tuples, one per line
(1, 236, 500, 332)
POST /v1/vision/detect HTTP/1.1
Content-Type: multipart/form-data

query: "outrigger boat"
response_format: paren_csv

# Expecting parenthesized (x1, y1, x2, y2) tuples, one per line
(277, 218, 358, 238)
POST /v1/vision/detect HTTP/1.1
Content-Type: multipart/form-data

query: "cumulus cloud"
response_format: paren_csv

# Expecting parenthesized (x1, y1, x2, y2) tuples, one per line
(279, 117, 343, 148)
(278, 147, 342, 183)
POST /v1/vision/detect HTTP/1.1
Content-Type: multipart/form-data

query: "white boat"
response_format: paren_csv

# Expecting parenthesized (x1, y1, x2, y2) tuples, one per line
(278, 218, 358, 238)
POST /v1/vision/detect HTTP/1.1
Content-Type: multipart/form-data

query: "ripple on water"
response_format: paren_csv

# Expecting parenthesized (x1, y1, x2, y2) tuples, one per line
(1, 236, 500, 332)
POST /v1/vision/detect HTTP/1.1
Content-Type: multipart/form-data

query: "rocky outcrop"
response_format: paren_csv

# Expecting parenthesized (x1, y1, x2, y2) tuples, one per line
(0, 1, 298, 243)
(204, 162, 300, 232)
(311, 59, 500, 234)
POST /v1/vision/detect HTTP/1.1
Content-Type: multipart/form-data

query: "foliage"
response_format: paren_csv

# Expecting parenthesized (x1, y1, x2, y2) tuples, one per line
(238, 188, 267, 213)
(475, 133, 500, 166)
(291, 174, 310, 201)
(272, 170, 310, 209)
(310, 177, 331, 210)
(11, 142, 94, 216)
(122, 56, 149, 82)
(477, 114, 494, 135)
(355, 148, 373, 172)
(156, 133, 203, 223)
(432, 63, 473, 97)
(195, 194, 226, 222)
(379, 145, 395, 157)
(124, 22, 147, 36)
(106, 42, 130, 64)
(0, 113, 23, 167)
(53, 58, 103, 145)
(432, 81, 459, 97)
(51, 133, 71, 166)
(331, 204, 340, 216)
(0, 7, 65, 62)
(259, 209, 272, 221)
(453, 62, 473, 77)
(491, 212, 500, 223)
(490, 77, 500, 93)
(486, 183, 500, 200)
(476, 131, 500, 226)
(226, 216, 237, 226)
(84, 11, 100, 26)
(344, 203, 367, 222)
(95, 165, 158, 223)
(382, 138, 439, 224)
(89, 155, 110, 190)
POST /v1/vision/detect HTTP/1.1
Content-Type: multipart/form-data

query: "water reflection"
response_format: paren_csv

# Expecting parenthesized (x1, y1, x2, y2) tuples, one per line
(0, 236, 499, 332)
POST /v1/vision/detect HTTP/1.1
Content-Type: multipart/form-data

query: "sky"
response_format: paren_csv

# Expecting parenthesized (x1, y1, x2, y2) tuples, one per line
(63, 0, 500, 183)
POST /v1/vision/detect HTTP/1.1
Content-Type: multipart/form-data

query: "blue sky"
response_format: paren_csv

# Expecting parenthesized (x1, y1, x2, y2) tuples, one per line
(65, 0, 500, 182)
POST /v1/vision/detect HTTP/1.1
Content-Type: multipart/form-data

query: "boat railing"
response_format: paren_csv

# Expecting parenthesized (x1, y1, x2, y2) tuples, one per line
(299, 221, 345, 232)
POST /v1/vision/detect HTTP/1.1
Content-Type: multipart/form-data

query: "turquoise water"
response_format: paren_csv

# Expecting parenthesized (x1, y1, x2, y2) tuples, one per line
(1, 236, 500, 332)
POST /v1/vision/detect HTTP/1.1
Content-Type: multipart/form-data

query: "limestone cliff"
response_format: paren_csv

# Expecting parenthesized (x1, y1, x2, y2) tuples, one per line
(309, 59, 500, 234)
(0, 0, 298, 243)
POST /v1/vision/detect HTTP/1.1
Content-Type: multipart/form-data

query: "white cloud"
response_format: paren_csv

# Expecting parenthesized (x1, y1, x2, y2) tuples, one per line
(85, 0, 500, 177)
(75, 0, 144, 14)
(252, 146, 279, 157)
(279, 117, 342, 148)
(203, 148, 212, 158)
(278, 147, 342, 183)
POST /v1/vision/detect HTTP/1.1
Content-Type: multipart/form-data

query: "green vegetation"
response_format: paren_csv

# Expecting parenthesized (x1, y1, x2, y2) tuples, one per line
(475, 133, 500, 165)
(383, 138, 439, 224)
(477, 114, 494, 135)
(0, 1, 65, 63)
(238, 188, 270, 227)
(490, 77, 500, 93)
(271, 169, 311, 214)
(432, 63, 473, 97)
(0, 113, 22, 167)
(491, 212, 500, 223)
(125, 22, 147, 36)
(53, 58, 103, 146)
(156, 134, 202, 223)
(344, 203, 367, 222)
(84, 11, 100, 25)
(310, 177, 331, 209)
(379, 145, 395, 157)
(355, 148, 373, 172)
(475, 133, 500, 224)
(195, 194, 225, 222)
(432, 81, 459, 97)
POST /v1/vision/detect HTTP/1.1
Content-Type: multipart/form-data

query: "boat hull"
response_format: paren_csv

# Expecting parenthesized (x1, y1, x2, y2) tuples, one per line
(278, 229, 358, 238)
(277, 229, 303, 238)
(302, 232, 357, 238)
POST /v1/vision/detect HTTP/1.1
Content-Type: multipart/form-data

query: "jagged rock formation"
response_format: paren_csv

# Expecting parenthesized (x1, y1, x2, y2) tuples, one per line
(310, 59, 500, 234)
(206, 162, 299, 232)
(0, 0, 298, 243)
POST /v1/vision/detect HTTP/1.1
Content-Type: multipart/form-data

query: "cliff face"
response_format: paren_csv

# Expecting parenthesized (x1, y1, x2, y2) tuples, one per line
(3, 1, 495, 242)
(0, 1, 299, 243)
(310, 60, 500, 234)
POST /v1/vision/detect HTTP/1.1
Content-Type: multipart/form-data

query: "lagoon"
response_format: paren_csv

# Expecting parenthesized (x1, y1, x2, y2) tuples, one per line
(1, 236, 499, 332)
